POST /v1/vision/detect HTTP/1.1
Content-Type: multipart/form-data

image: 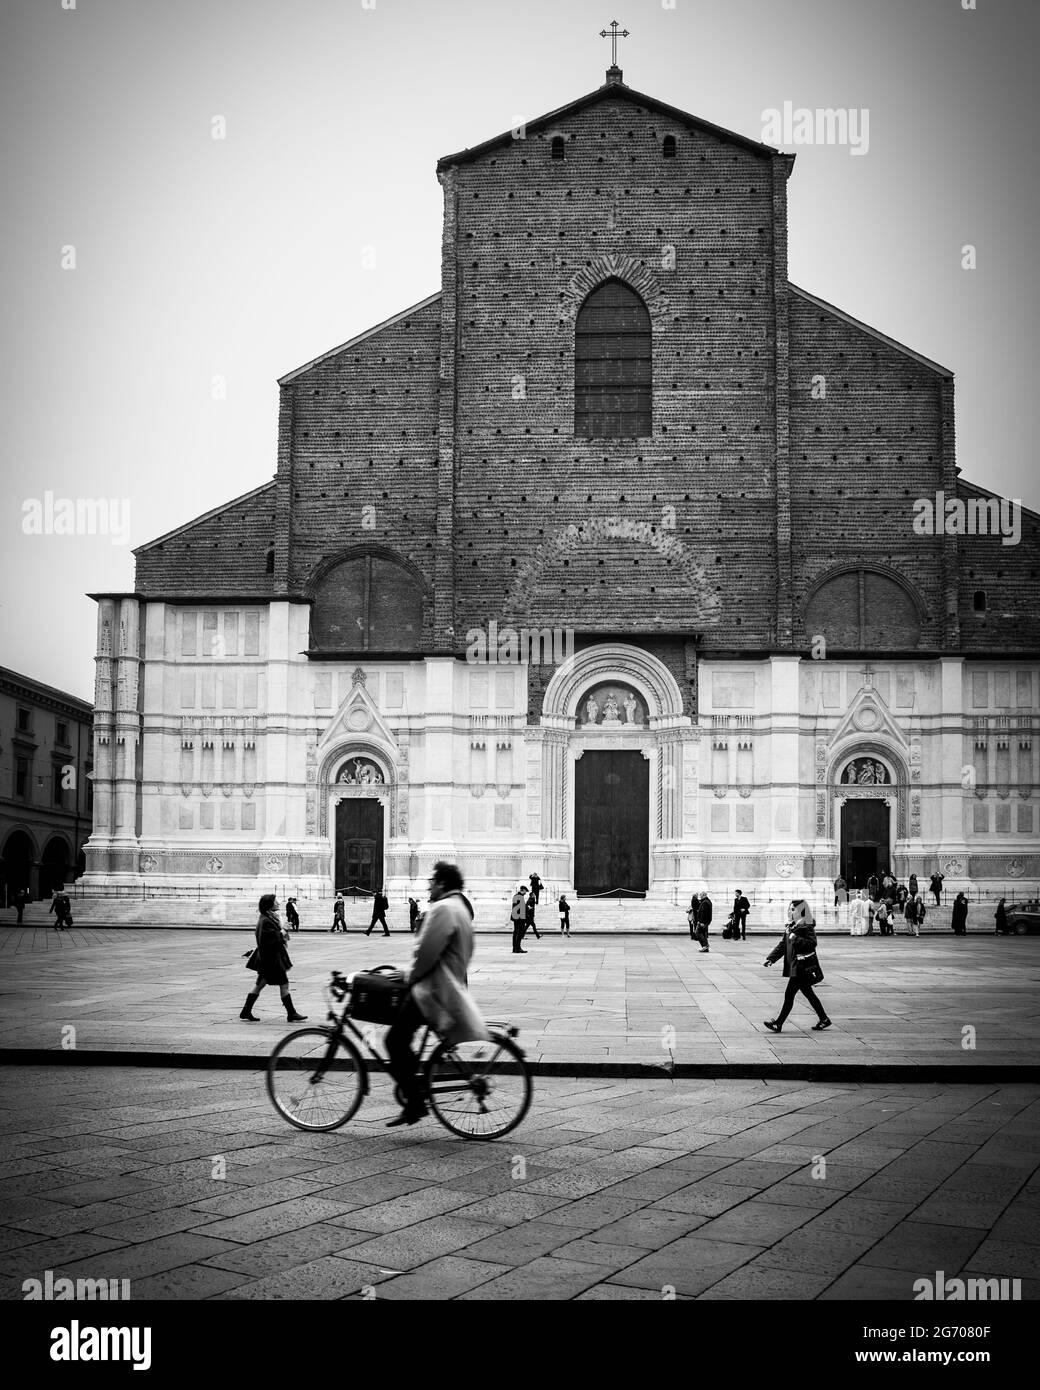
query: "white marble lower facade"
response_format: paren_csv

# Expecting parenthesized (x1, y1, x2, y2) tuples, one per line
(81, 598, 1040, 901)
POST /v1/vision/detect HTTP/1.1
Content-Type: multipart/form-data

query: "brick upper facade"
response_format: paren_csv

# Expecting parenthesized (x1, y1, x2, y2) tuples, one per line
(129, 73, 1040, 658)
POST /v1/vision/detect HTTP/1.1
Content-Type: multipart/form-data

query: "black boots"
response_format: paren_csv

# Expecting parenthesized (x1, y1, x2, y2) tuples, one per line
(763, 1019, 782, 1033)
(239, 993, 259, 1021)
(283, 994, 306, 1023)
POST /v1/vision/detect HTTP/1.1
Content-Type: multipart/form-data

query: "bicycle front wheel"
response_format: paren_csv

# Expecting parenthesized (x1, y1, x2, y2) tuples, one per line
(425, 1031, 532, 1141)
(267, 1027, 366, 1132)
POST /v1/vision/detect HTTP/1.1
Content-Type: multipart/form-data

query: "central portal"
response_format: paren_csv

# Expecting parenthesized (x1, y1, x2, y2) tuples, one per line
(574, 749, 649, 897)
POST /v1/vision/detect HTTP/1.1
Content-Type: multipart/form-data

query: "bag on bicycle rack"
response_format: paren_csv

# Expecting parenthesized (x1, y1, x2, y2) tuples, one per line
(348, 966, 408, 1024)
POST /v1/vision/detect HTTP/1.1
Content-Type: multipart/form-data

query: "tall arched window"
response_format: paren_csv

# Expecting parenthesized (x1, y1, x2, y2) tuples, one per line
(575, 279, 652, 438)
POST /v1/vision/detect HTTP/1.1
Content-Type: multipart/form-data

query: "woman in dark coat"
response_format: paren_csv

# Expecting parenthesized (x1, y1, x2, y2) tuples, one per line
(951, 892, 969, 935)
(331, 893, 345, 933)
(525, 891, 541, 941)
(240, 894, 307, 1022)
(408, 897, 421, 933)
(285, 897, 300, 931)
(994, 898, 1008, 934)
(908, 873, 919, 898)
(763, 901, 831, 1033)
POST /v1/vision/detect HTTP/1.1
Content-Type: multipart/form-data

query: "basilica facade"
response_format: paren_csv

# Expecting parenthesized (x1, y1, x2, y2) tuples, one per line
(82, 66, 1040, 908)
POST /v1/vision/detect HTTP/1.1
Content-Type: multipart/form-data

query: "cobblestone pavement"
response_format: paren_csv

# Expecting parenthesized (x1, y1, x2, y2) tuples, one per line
(0, 1068, 1037, 1301)
(0, 927, 1037, 1070)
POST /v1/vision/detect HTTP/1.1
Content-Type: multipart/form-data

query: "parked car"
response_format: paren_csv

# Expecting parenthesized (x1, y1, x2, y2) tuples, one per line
(997, 901, 1040, 935)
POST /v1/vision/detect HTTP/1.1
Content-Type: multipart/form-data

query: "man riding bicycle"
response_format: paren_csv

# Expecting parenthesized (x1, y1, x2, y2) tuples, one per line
(385, 861, 490, 1127)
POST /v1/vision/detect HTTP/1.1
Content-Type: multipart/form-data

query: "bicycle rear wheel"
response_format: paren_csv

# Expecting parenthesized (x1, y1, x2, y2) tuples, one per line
(267, 1027, 366, 1132)
(424, 1031, 532, 1140)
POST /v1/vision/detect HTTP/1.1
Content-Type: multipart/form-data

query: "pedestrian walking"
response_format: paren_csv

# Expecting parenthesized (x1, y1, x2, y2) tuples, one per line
(525, 891, 541, 941)
(867, 872, 880, 902)
(951, 892, 968, 935)
(13, 887, 29, 924)
(49, 886, 72, 931)
(733, 889, 750, 940)
(696, 891, 713, 952)
(849, 888, 870, 936)
(558, 893, 571, 936)
(994, 897, 1008, 934)
(239, 894, 306, 1022)
(929, 871, 944, 907)
(896, 883, 909, 911)
(528, 872, 543, 906)
(908, 873, 919, 899)
(331, 892, 345, 933)
(687, 892, 700, 940)
(763, 900, 831, 1033)
(285, 897, 300, 932)
(833, 875, 848, 908)
(510, 884, 528, 954)
(408, 897, 421, 933)
(366, 889, 390, 937)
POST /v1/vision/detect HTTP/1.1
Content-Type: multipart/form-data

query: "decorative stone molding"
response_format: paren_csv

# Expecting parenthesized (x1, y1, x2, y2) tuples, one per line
(541, 643, 687, 727)
(943, 858, 965, 876)
(1007, 858, 1025, 878)
(558, 254, 670, 329)
(263, 857, 283, 872)
(318, 743, 397, 839)
(774, 858, 796, 878)
(205, 857, 224, 874)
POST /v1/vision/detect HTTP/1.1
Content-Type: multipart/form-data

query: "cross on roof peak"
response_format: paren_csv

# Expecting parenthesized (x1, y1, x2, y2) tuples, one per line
(600, 19, 630, 76)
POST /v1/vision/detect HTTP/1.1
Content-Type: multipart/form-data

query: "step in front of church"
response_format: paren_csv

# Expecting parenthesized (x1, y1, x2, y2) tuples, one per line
(37, 890, 1002, 936)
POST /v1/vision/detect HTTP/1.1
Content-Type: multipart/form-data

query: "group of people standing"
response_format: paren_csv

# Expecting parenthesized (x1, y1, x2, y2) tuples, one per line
(687, 890, 750, 950)
(837, 868, 972, 936)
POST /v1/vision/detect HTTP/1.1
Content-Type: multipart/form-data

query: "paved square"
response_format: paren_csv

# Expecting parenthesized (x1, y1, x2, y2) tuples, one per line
(0, 927, 1037, 1071)
(1, 1067, 1038, 1301)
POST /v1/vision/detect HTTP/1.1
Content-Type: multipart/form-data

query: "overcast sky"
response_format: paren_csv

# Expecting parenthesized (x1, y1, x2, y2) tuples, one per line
(2, 0, 1037, 701)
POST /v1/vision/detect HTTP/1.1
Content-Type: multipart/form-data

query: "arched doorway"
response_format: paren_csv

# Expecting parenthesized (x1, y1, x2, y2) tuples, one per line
(321, 753, 394, 895)
(2, 830, 35, 905)
(539, 643, 692, 898)
(40, 837, 71, 897)
(835, 754, 899, 889)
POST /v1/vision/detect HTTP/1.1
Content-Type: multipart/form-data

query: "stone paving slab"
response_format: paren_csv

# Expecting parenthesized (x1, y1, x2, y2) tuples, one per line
(1, 927, 1038, 1075)
(1, 1065, 1038, 1301)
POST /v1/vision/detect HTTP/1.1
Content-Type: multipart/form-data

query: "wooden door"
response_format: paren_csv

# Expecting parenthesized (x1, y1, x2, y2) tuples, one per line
(335, 799, 383, 893)
(574, 750, 649, 896)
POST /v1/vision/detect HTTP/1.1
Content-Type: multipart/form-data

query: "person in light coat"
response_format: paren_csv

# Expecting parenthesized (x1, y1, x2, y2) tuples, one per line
(385, 861, 489, 1127)
(849, 888, 870, 936)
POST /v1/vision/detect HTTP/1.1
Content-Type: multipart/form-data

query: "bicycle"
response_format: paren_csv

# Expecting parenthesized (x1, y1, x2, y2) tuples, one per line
(267, 969, 533, 1140)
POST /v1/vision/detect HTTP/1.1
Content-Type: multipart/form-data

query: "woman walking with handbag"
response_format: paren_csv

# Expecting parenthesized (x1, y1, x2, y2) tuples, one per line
(762, 900, 831, 1033)
(240, 894, 307, 1022)
(331, 893, 345, 933)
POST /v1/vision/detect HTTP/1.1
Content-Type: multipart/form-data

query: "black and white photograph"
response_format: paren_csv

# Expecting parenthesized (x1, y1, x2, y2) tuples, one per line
(1, 0, 1037, 1362)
